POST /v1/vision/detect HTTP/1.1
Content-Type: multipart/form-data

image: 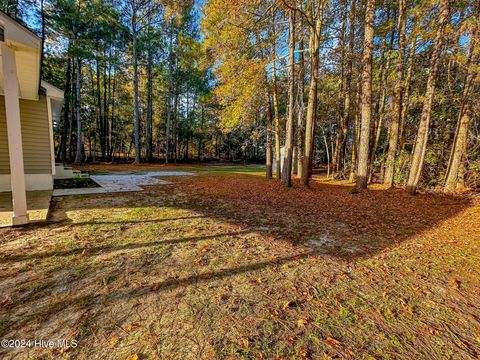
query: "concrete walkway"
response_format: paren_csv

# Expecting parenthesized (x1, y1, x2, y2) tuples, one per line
(53, 171, 194, 196)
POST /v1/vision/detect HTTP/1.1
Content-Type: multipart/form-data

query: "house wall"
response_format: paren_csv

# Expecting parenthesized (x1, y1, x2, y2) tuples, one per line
(0, 94, 53, 191)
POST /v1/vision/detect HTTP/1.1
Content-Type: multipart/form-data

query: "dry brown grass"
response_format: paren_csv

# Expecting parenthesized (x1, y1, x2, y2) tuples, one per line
(0, 165, 479, 359)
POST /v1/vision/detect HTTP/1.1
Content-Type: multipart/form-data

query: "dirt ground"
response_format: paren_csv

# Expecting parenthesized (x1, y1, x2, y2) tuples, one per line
(0, 165, 479, 359)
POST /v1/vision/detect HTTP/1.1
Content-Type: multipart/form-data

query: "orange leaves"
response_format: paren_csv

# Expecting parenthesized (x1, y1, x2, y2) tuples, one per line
(0, 295, 13, 308)
(268, 307, 280, 318)
(127, 323, 139, 332)
(150, 282, 160, 292)
(450, 278, 462, 290)
(109, 337, 120, 346)
(297, 318, 308, 328)
(325, 336, 341, 347)
(194, 258, 208, 266)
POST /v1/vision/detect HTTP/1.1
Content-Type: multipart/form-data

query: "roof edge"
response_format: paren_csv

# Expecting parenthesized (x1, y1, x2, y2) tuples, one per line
(0, 10, 42, 42)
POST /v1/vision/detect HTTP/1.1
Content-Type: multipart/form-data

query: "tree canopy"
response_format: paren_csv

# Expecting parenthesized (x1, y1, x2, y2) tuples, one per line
(2, 0, 479, 192)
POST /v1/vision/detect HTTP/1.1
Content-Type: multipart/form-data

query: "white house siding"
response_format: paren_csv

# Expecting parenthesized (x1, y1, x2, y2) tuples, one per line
(0, 94, 53, 191)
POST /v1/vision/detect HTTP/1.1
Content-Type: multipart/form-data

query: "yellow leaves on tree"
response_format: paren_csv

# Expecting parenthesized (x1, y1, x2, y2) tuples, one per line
(202, 0, 267, 130)
(163, 0, 194, 25)
(215, 58, 266, 129)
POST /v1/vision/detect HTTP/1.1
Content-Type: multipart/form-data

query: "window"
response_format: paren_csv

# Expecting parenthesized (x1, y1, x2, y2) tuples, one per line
(0, 26, 4, 42)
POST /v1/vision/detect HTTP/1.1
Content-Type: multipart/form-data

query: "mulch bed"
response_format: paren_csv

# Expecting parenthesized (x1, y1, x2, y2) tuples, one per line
(54, 177, 100, 189)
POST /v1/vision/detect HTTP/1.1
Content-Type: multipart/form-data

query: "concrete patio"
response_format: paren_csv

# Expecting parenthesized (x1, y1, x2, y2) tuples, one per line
(52, 171, 195, 196)
(0, 190, 52, 227)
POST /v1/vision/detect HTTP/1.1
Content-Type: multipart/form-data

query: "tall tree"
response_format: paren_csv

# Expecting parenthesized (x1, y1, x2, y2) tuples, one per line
(406, 0, 450, 195)
(129, 0, 144, 164)
(444, 8, 479, 191)
(384, 0, 407, 187)
(296, 17, 306, 179)
(346, 0, 357, 182)
(299, 0, 325, 186)
(356, 0, 376, 190)
(332, 0, 349, 178)
(145, 19, 154, 162)
(398, 35, 416, 152)
(282, 5, 296, 187)
(271, 8, 282, 180)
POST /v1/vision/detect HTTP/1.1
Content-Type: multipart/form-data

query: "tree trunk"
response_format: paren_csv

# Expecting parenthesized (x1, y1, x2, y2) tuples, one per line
(444, 21, 478, 191)
(173, 88, 179, 163)
(103, 47, 109, 161)
(271, 12, 282, 180)
(323, 129, 330, 178)
(266, 92, 274, 179)
(355, 0, 376, 190)
(333, 0, 348, 177)
(346, 0, 357, 182)
(132, 3, 141, 164)
(369, 24, 394, 180)
(146, 25, 153, 162)
(73, 33, 83, 164)
(58, 57, 72, 162)
(166, 23, 174, 163)
(296, 26, 306, 179)
(399, 36, 416, 152)
(302, 0, 324, 186)
(384, 0, 407, 187)
(96, 53, 104, 159)
(110, 64, 116, 160)
(259, 34, 273, 180)
(348, 88, 361, 182)
(90, 68, 98, 161)
(69, 61, 76, 162)
(282, 7, 296, 187)
(406, 0, 449, 195)
(107, 49, 113, 160)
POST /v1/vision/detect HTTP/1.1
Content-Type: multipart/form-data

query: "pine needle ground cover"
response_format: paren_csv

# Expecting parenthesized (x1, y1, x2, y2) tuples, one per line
(0, 165, 479, 359)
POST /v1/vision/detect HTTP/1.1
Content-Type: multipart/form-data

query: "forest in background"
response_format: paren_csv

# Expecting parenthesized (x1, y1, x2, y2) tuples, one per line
(0, 0, 479, 193)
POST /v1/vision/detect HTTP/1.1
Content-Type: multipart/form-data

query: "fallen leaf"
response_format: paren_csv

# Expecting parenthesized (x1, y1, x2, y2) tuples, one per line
(268, 308, 279, 317)
(282, 299, 299, 309)
(126, 354, 140, 360)
(297, 319, 307, 328)
(127, 323, 138, 332)
(326, 337, 340, 347)
(150, 283, 159, 291)
(451, 279, 461, 289)
(0, 296, 13, 308)
(110, 337, 120, 346)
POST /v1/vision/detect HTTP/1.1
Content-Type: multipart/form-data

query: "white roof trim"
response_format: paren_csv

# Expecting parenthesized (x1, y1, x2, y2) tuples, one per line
(41, 80, 64, 100)
(0, 12, 41, 47)
(0, 12, 42, 100)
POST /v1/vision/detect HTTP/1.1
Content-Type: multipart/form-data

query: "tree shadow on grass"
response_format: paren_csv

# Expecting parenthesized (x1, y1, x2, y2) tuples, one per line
(157, 174, 473, 260)
(12, 172, 472, 262)
(0, 231, 249, 263)
(0, 246, 318, 343)
(0, 172, 476, 357)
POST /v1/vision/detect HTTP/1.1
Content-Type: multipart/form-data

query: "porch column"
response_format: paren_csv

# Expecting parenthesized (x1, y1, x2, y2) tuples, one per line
(1, 43, 29, 225)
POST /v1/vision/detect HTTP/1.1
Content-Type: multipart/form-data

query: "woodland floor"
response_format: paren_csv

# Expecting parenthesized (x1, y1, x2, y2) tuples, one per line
(0, 164, 479, 359)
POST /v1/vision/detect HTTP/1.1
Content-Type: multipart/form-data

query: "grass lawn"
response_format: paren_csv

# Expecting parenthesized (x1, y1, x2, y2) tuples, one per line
(0, 165, 479, 359)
